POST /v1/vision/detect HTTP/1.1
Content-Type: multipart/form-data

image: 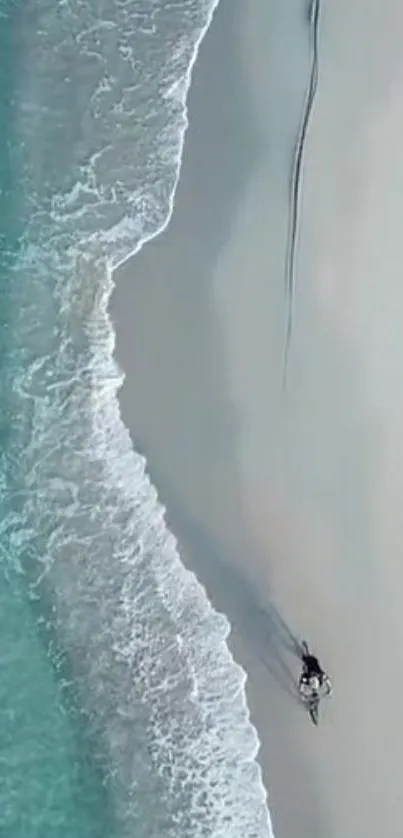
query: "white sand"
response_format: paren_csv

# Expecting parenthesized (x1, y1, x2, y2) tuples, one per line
(112, 1, 403, 835)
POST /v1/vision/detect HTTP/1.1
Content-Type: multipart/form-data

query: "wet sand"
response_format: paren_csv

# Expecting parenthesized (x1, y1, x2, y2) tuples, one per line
(112, 0, 403, 835)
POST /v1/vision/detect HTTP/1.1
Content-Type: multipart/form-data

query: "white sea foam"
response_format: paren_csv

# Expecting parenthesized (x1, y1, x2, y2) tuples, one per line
(7, 0, 276, 834)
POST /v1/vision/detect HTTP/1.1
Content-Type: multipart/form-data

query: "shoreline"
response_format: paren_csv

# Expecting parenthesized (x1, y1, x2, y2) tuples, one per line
(112, 1, 324, 834)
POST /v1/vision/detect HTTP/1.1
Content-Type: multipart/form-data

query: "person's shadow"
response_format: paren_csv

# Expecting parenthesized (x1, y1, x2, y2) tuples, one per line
(252, 602, 304, 699)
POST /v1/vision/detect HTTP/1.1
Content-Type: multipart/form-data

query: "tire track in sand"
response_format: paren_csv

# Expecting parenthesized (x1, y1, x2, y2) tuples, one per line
(283, 0, 320, 385)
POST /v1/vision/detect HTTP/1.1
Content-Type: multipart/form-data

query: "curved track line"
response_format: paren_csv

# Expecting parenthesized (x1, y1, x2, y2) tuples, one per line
(282, 0, 320, 386)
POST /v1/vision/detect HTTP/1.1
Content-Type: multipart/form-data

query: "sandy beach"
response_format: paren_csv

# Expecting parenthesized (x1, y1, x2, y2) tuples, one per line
(112, 1, 403, 836)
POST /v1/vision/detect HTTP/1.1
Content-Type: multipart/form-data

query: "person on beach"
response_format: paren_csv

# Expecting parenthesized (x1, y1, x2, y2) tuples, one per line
(299, 644, 332, 698)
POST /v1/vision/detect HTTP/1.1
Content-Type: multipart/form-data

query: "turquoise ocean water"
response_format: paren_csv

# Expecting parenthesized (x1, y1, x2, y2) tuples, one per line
(0, 1, 274, 835)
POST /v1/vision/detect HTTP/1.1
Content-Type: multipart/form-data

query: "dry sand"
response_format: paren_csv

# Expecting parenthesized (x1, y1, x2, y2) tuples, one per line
(112, 0, 403, 835)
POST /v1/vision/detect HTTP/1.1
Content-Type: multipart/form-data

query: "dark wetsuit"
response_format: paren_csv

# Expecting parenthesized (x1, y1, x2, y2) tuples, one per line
(302, 654, 324, 679)
(300, 654, 325, 689)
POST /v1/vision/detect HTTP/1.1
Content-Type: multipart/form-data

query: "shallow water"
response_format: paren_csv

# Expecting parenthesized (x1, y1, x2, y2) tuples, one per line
(0, 0, 273, 835)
